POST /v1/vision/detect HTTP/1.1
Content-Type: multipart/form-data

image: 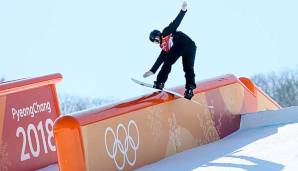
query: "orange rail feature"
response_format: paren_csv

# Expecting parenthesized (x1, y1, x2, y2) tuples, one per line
(0, 73, 62, 171)
(54, 74, 281, 171)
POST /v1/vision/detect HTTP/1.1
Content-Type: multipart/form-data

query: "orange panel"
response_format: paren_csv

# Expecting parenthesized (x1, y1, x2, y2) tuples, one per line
(0, 96, 6, 145)
(0, 73, 62, 96)
(54, 115, 86, 171)
(239, 77, 257, 95)
(0, 73, 62, 171)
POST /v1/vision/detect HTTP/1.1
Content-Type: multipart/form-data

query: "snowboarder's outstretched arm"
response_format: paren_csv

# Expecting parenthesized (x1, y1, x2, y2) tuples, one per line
(150, 51, 167, 73)
(163, 1, 188, 35)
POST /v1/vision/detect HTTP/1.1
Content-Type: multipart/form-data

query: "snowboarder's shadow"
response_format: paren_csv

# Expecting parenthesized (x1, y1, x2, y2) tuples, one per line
(190, 125, 284, 171)
(201, 152, 283, 171)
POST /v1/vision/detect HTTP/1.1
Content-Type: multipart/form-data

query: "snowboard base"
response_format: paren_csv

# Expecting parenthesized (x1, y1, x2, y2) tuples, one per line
(131, 78, 214, 109)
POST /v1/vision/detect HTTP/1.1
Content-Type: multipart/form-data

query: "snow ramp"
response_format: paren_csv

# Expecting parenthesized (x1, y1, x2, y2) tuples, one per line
(53, 74, 281, 171)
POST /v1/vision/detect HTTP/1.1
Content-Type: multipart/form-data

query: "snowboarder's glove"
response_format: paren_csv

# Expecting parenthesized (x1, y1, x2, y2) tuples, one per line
(181, 1, 187, 11)
(143, 71, 154, 78)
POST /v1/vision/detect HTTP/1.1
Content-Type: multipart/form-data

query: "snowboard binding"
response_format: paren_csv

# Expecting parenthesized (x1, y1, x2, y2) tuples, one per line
(153, 81, 164, 90)
(184, 89, 194, 100)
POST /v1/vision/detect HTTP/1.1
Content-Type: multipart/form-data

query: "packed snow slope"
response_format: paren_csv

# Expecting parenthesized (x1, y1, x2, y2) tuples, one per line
(137, 106, 298, 171)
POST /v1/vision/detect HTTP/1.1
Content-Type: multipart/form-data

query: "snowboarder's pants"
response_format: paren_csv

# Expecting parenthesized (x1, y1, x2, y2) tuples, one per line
(156, 44, 197, 90)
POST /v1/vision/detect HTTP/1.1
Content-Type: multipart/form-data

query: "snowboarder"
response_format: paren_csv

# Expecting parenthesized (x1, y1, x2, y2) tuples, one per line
(143, 1, 197, 100)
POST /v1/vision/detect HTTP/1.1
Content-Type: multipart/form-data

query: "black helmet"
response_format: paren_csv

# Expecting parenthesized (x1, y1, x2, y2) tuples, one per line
(149, 30, 161, 42)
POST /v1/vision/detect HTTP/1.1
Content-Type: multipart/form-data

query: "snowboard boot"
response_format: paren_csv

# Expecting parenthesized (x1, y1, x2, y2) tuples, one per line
(184, 88, 194, 100)
(153, 81, 164, 90)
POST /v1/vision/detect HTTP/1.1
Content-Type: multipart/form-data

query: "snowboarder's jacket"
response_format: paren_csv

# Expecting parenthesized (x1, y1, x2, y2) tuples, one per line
(150, 10, 196, 74)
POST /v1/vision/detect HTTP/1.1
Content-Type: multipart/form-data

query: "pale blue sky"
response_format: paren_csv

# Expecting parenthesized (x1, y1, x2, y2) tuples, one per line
(0, 0, 297, 100)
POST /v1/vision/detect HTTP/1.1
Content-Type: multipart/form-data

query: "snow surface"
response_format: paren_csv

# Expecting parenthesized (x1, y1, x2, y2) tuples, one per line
(39, 107, 298, 171)
(36, 164, 59, 171)
(240, 106, 298, 130)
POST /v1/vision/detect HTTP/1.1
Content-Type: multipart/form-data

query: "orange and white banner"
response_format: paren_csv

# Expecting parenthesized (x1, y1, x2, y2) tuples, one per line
(0, 74, 62, 171)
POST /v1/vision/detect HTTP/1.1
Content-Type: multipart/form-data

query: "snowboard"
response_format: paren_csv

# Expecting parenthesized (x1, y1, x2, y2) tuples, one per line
(131, 78, 214, 109)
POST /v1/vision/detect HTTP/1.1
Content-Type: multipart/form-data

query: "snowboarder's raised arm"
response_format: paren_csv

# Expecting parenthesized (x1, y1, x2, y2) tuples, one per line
(150, 51, 167, 73)
(163, 1, 188, 35)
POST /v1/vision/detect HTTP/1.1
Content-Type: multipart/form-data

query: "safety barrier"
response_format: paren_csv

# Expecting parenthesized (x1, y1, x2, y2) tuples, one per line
(54, 74, 280, 171)
(0, 73, 62, 171)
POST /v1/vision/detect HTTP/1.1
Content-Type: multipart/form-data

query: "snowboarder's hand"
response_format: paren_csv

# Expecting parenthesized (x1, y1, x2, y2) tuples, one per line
(143, 71, 154, 78)
(182, 1, 187, 11)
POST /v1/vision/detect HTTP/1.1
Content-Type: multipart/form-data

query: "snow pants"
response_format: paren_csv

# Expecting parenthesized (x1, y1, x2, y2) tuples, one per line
(156, 44, 197, 90)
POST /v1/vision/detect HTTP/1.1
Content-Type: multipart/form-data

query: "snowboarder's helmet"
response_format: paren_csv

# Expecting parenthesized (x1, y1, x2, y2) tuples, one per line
(149, 30, 161, 42)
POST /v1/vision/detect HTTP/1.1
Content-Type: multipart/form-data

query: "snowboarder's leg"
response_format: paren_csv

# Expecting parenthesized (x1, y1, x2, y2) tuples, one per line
(155, 48, 181, 89)
(182, 45, 197, 99)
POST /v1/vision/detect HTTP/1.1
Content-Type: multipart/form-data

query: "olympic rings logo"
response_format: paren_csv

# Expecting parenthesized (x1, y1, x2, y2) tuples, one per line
(104, 120, 140, 170)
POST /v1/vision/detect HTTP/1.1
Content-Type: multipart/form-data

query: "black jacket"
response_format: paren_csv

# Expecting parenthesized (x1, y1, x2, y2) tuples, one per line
(150, 10, 196, 73)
